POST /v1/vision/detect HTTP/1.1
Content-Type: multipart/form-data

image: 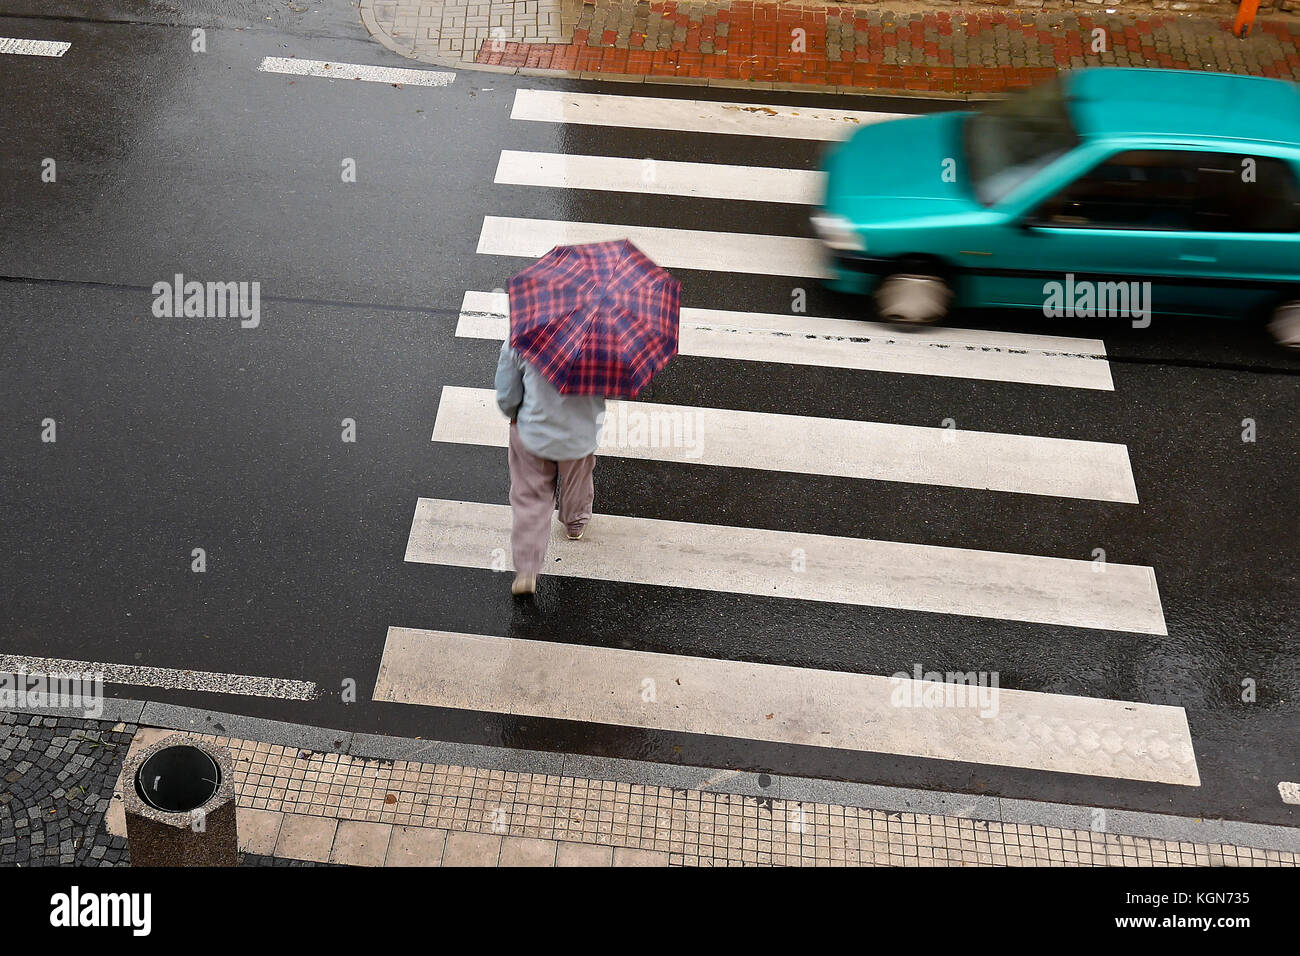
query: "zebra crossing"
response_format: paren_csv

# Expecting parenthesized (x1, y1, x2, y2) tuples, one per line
(387, 86, 1196, 789)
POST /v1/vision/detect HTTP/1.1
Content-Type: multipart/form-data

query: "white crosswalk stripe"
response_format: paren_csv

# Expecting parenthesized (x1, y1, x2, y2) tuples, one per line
(495, 150, 825, 204)
(479, 215, 830, 278)
(374, 627, 1198, 785)
(433, 386, 1138, 502)
(457, 291, 1114, 389)
(511, 89, 913, 140)
(405, 499, 1167, 635)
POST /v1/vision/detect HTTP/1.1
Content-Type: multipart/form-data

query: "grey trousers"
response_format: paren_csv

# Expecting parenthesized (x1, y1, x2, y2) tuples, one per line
(508, 423, 596, 576)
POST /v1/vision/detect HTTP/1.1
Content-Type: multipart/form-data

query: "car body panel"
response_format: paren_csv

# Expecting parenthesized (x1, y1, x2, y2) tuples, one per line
(817, 68, 1300, 320)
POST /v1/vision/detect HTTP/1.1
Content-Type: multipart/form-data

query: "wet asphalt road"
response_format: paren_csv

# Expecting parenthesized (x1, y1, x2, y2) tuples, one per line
(1, 2, 1297, 827)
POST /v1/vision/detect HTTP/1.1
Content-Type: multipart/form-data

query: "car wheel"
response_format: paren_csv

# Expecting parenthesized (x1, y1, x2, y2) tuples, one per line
(874, 273, 952, 325)
(1267, 300, 1300, 350)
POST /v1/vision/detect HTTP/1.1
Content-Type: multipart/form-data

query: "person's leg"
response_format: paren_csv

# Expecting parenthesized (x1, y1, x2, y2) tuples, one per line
(508, 424, 557, 589)
(556, 453, 597, 538)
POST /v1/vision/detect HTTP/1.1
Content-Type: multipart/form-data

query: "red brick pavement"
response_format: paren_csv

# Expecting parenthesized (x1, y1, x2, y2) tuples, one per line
(475, 5, 1300, 93)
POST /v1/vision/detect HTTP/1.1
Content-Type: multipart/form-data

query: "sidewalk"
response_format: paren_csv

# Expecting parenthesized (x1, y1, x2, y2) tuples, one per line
(360, 0, 1300, 94)
(5, 707, 1298, 866)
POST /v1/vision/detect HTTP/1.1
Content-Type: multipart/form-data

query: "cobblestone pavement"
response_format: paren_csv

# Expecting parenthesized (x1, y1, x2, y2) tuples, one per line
(360, 1, 1300, 92)
(0, 713, 133, 867)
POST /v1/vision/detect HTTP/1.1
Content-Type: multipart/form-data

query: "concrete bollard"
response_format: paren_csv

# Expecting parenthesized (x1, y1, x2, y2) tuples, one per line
(123, 734, 238, 866)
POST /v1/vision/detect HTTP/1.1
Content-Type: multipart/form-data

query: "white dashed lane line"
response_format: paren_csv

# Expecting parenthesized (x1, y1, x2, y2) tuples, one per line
(0, 654, 320, 701)
(0, 37, 71, 57)
(257, 56, 455, 86)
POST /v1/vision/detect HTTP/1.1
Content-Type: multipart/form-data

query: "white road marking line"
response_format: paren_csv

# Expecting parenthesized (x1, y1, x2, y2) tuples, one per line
(456, 291, 1114, 390)
(478, 215, 829, 279)
(434, 386, 1138, 502)
(374, 627, 1199, 785)
(404, 499, 1168, 634)
(495, 150, 825, 205)
(511, 89, 913, 141)
(0, 37, 71, 57)
(257, 56, 455, 86)
(0, 653, 320, 701)
(1280, 782, 1300, 805)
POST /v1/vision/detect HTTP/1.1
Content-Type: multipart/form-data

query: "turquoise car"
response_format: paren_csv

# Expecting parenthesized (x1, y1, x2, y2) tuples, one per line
(813, 68, 1300, 348)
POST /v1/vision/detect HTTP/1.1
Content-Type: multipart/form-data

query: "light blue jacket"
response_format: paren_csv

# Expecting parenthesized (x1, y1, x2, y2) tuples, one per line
(495, 341, 607, 461)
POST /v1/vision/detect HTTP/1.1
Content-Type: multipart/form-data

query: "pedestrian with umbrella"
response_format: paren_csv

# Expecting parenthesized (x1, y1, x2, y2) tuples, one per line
(495, 240, 680, 597)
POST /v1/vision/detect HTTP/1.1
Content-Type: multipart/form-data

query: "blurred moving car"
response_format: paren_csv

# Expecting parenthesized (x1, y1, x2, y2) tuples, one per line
(812, 67, 1300, 348)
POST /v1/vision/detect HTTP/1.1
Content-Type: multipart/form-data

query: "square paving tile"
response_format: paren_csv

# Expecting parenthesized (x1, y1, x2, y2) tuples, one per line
(275, 813, 338, 863)
(443, 831, 502, 866)
(386, 825, 448, 866)
(330, 820, 393, 867)
(556, 841, 613, 866)
(500, 836, 558, 866)
(237, 808, 284, 856)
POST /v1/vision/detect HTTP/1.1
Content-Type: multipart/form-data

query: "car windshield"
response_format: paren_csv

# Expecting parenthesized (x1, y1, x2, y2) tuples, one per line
(965, 78, 1079, 207)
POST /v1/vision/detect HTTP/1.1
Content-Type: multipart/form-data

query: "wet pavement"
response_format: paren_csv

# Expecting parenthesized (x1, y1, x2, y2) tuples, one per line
(0, 1, 1297, 829)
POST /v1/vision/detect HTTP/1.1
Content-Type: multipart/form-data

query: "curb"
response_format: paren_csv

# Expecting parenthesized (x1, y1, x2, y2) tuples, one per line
(7, 698, 1299, 854)
(360, 1, 417, 62)
(490, 65, 1002, 100)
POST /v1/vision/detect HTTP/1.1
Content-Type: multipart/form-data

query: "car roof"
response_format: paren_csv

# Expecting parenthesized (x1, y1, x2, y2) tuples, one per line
(1065, 68, 1300, 148)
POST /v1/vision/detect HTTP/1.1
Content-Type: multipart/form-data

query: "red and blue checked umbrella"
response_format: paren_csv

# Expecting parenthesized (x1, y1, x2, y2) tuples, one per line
(508, 240, 680, 397)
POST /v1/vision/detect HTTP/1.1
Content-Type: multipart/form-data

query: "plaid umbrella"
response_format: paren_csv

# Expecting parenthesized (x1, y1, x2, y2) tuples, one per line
(508, 240, 680, 397)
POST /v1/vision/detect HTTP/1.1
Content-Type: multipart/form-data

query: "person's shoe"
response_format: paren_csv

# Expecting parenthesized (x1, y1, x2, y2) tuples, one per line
(566, 527, 584, 541)
(511, 573, 537, 596)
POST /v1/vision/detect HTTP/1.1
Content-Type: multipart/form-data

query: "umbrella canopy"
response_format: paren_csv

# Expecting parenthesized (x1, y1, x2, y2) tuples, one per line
(508, 240, 680, 397)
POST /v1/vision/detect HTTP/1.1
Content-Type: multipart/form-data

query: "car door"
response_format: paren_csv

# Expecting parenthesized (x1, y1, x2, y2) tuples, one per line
(977, 148, 1300, 320)
(970, 149, 1206, 319)
(1163, 150, 1300, 317)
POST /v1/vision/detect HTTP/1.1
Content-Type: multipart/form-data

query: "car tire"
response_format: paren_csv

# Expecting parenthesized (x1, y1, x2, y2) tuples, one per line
(1267, 300, 1300, 350)
(874, 273, 952, 326)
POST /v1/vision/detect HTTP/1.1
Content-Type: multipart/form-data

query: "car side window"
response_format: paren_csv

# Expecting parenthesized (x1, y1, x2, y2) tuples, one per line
(1031, 151, 1199, 230)
(1191, 153, 1300, 233)
(1030, 150, 1300, 233)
